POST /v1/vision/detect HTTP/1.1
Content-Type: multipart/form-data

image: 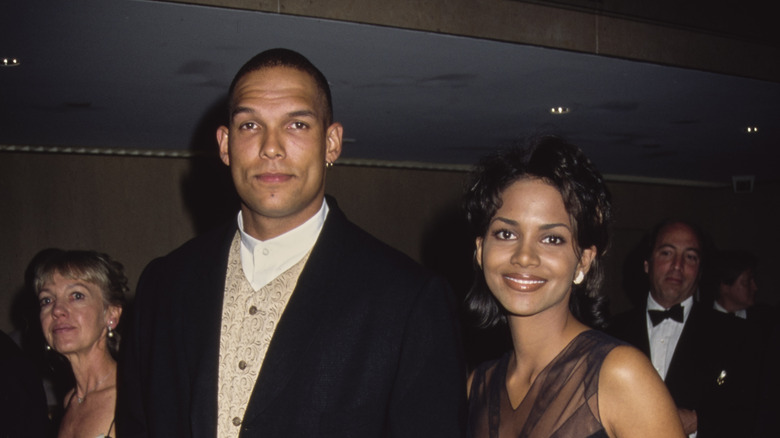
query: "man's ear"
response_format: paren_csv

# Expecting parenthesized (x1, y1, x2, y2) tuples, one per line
(324, 122, 343, 164)
(217, 126, 230, 166)
(644, 260, 650, 274)
(475, 237, 484, 270)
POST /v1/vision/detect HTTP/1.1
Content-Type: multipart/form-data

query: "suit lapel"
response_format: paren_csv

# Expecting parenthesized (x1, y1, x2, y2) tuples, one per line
(664, 304, 700, 400)
(241, 203, 351, 424)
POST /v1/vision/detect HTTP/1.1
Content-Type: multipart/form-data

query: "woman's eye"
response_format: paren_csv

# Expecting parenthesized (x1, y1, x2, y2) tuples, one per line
(542, 235, 565, 245)
(39, 297, 51, 307)
(492, 229, 515, 240)
(72, 292, 85, 300)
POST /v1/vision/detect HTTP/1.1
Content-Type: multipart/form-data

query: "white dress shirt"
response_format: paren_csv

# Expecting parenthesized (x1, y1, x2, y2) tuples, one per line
(646, 294, 693, 381)
(237, 199, 328, 290)
(713, 301, 747, 319)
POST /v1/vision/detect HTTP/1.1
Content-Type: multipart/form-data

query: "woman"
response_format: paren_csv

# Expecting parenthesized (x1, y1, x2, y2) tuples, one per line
(35, 249, 127, 438)
(464, 137, 684, 438)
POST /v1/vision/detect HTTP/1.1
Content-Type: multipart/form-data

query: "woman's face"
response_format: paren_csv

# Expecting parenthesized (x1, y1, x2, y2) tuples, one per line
(38, 271, 120, 357)
(475, 178, 595, 319)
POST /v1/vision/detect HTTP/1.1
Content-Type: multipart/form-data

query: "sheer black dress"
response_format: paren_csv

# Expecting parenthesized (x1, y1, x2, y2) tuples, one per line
(467, 330, 624, 438)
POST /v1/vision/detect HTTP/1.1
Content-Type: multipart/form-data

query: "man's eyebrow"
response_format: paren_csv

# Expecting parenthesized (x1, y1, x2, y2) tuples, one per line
(230, 106, 254, 120)
(288, 109, 317, 119)
(655, 243, 701, 254)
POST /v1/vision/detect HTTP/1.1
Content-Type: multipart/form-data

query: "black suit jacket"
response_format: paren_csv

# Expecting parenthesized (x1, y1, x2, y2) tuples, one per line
(117, 199, 466, 437)
(608, 301, 758, 438)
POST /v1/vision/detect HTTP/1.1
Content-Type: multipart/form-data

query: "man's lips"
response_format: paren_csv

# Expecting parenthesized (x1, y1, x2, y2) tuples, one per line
(502, 275, 547, 292)
(255, 173, 292, 184)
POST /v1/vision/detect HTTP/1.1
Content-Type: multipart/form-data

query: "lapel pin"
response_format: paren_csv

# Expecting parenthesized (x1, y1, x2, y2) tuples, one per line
(716, 370, 727, 386)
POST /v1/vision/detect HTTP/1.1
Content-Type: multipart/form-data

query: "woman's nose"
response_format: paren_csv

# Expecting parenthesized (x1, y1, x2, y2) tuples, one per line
(511, 240, 539, 267)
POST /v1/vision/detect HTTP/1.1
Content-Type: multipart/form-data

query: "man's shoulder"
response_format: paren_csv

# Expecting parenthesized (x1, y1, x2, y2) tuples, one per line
(151, 222, 235, 267)
(608, 306, 646, 327)
(321, 202, 432, 280)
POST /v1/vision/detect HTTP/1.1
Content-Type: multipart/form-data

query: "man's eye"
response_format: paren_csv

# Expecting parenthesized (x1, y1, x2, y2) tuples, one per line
(239, 122, 256, 130)
(291, 121, 308, 129)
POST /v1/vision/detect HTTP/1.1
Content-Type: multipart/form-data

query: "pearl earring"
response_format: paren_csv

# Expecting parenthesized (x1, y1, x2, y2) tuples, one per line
(573, 271, 585, 285)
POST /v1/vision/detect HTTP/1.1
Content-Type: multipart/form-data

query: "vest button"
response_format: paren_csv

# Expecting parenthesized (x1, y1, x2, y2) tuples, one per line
(248, 306, 257, 315)
(238, 360, 247, 370)
(232, 417, 242, 426)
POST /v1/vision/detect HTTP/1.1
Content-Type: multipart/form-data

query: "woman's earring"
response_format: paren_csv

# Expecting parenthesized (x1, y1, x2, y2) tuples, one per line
(325, 160, 334, 168)
(45, 344, 52, 351)
(107, 321, 115, 338)
(573, 271, 585, 285)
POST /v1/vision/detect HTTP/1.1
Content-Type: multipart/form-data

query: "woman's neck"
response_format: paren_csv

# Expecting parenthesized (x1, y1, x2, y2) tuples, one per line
(69, 352, 116, 405)
(507, 309, 587, 375)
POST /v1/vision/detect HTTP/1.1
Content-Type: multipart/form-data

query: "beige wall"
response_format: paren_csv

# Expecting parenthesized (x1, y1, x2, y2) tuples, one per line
(2, 151, 778, 334)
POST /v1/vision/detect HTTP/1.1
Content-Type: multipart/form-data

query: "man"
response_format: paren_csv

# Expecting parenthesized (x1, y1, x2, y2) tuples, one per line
(711, 250, 771, 326)
(117, 49, 466, 437)
(608, 220, 757, 438)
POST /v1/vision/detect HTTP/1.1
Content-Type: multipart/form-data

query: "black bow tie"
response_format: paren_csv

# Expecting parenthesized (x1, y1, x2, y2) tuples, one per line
(648, 304, 684, 326)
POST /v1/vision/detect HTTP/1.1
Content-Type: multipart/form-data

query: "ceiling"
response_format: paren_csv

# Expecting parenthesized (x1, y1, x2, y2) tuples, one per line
(2, 0, 779, 185)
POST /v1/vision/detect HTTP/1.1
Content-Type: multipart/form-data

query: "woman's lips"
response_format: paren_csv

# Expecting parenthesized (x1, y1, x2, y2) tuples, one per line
(502, 275, 547, 292)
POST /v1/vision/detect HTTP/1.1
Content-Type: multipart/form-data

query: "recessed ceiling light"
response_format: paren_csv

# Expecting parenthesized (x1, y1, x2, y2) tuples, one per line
(1, 57, 21, 67)
(550, 106, 570, 115)
(745, 126, 759, 134)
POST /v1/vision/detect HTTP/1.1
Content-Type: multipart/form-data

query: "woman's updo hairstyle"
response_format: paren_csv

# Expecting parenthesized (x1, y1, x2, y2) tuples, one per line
(464, 136, 612, 328)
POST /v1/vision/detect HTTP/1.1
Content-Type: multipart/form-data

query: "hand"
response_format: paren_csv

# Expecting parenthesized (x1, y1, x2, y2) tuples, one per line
(677, 408, 697, 435)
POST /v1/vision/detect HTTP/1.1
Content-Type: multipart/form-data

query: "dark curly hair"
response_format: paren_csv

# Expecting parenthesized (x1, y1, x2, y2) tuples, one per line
(32, 249, 129, 358)
(463, 136, 612, 329)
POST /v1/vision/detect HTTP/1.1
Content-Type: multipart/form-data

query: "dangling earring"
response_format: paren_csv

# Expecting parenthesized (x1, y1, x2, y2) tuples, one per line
(573, 271, 585, 285)
(107, 321, 115, 338)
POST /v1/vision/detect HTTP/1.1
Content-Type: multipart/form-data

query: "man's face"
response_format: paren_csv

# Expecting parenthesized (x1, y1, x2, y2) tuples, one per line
(217, 66, 342, 240)
(719, 269, 757, 311)
(644, 222, 702, 308)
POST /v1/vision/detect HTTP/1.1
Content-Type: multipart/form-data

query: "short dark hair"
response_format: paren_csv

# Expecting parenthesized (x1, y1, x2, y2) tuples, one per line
(645, 219, 706, 269)
(714, 250, 757, 286)
(227, 48, 334, 126)
(33, 249, 128, 357)
(463, 136, 612, 329)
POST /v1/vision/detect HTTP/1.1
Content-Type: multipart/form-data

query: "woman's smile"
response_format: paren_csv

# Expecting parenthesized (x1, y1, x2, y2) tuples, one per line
(502, 274, 547, 292)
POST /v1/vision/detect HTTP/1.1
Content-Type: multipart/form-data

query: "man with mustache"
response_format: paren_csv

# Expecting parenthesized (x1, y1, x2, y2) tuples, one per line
(117, 48, 465, 437)
(609, 220, 757, 438)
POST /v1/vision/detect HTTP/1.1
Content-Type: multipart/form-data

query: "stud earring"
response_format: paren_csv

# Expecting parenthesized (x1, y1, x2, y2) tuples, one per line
(573, 271, 585, 285)
(45, 344, 52, 351)
(325, 161, 334, 168)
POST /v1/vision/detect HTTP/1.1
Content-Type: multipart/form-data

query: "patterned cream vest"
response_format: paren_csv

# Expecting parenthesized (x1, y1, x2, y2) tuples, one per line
(217, 232, 310, 438)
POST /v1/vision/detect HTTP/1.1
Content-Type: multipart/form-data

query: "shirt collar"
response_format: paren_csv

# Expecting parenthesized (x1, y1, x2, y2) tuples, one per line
(713, 301, 747, 319)
(237, 198, 328, 272)
(647, 293, 694, 322)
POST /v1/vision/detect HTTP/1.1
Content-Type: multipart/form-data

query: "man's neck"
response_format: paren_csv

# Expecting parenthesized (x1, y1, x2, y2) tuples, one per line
(240, 202, 323, 241)
(715, 297, 741, 313)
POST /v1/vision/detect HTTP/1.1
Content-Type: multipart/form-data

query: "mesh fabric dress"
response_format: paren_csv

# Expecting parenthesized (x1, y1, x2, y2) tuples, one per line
(467, 330, 624, 438)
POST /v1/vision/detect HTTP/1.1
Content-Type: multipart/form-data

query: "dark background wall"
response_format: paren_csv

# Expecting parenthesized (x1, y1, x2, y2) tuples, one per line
(3, 151, 778, 335)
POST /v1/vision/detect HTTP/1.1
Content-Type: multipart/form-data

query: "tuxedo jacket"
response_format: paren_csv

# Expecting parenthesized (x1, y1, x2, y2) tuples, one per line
(608, 301, 759, 438)
(117, 199, 466, 437)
